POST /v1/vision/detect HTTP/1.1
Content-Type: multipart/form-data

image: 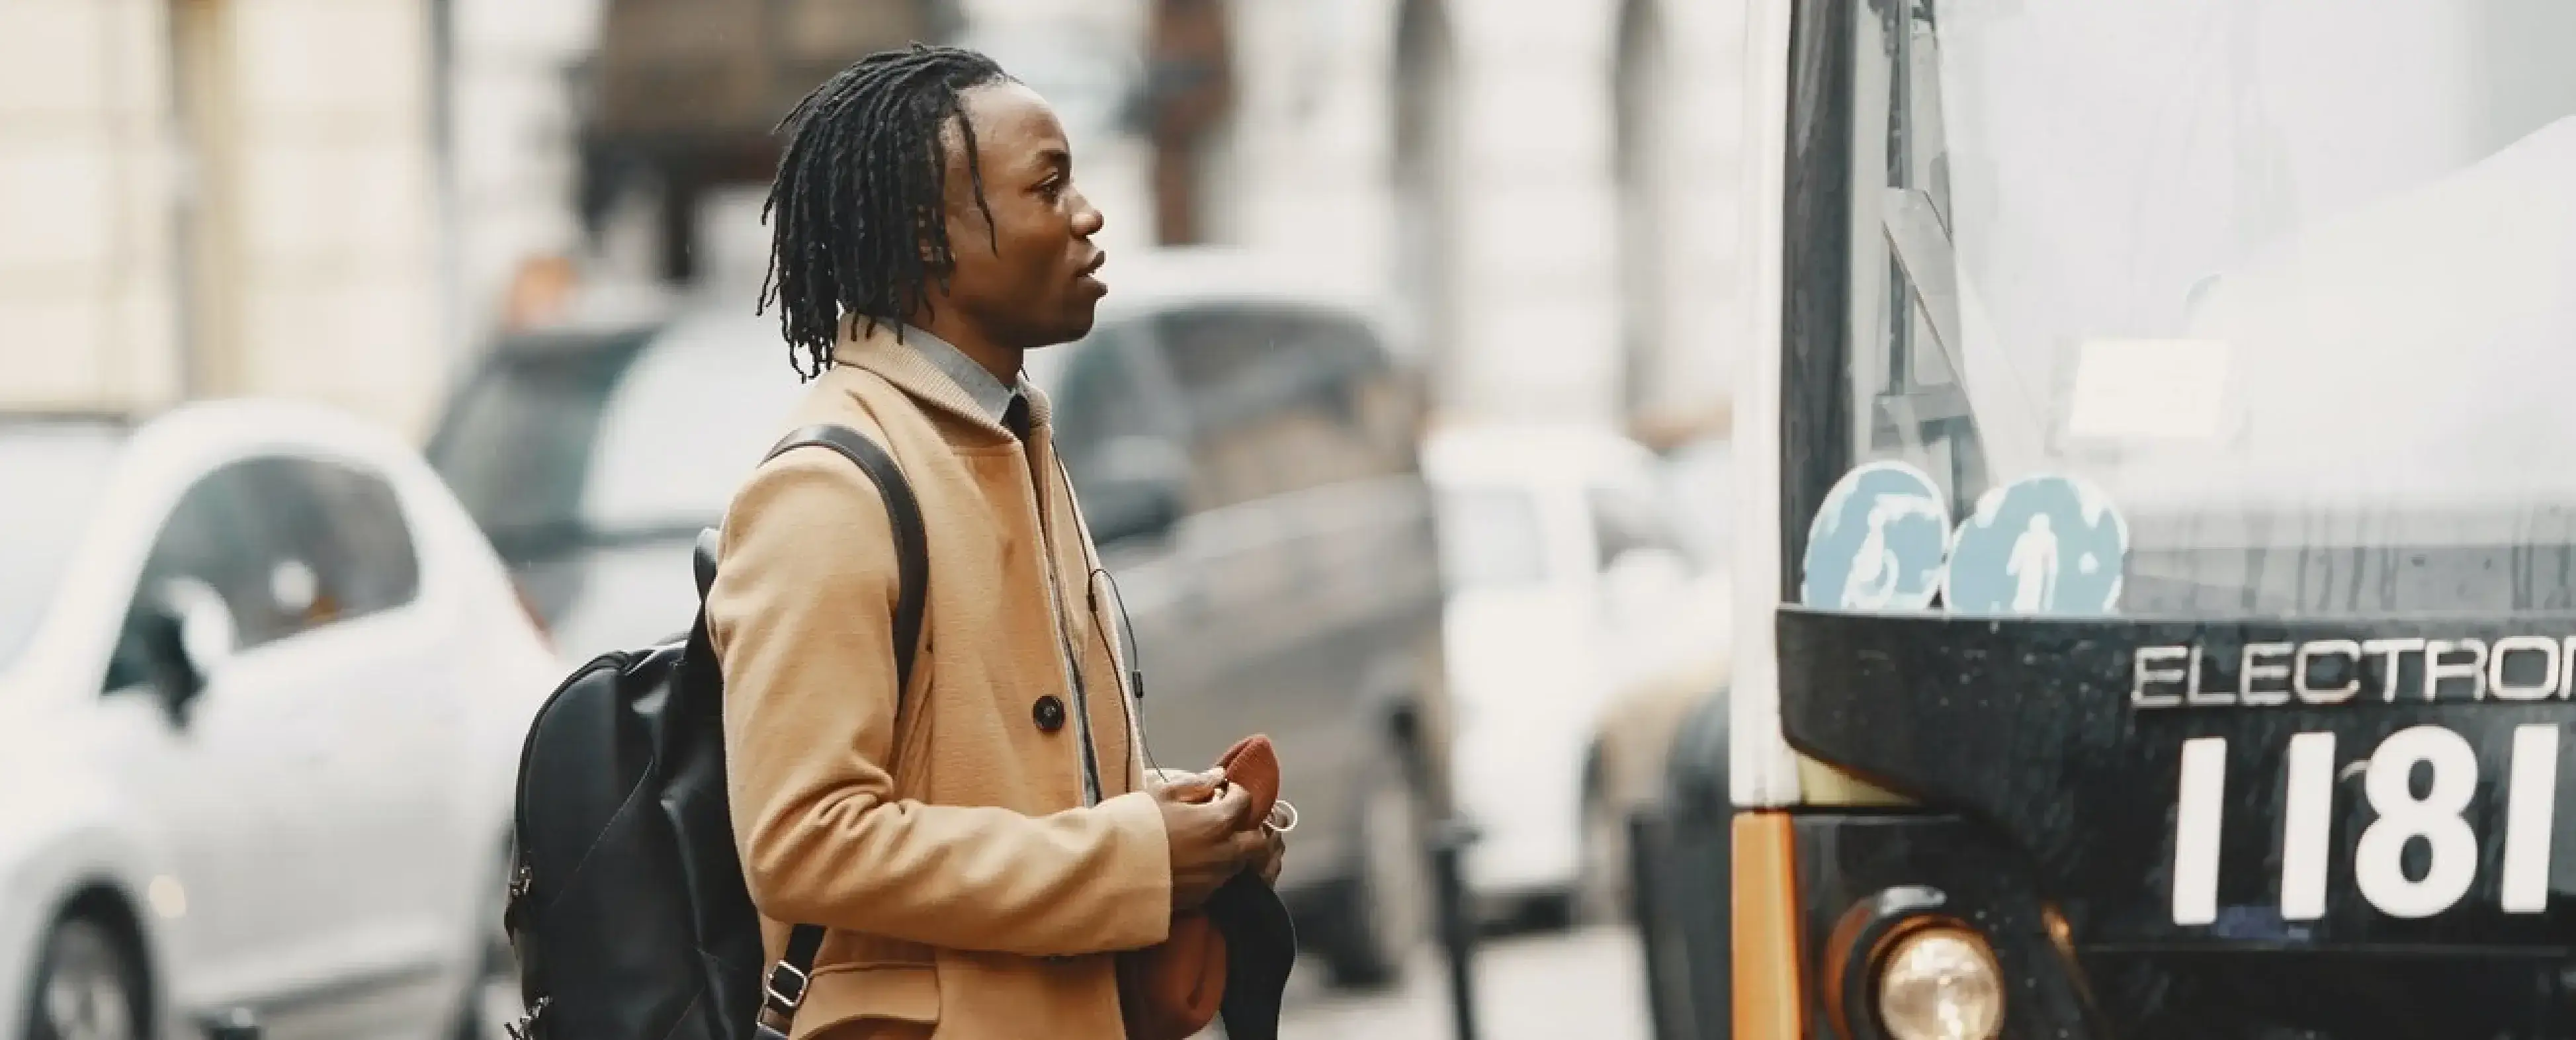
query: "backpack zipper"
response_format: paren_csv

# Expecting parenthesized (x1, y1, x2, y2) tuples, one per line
(505, 996, 549, 1040)
(503, 862, 535, 936)
(508, 644, 672, 922)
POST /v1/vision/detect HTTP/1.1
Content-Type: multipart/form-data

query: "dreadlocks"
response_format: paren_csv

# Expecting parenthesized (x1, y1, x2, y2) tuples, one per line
(760, 44, 1010, 379)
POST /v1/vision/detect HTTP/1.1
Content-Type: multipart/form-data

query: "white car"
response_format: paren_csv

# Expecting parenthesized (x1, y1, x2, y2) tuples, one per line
(1426, 422, 1728, 922)
(0, 402, 558, 1040)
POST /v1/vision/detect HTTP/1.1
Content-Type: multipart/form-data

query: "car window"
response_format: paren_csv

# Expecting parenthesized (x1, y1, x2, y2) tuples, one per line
(105, 456, 421, 692)
(1051, 324, 1179, 490)
(1305, 312, 1421, 476)
(1154, 304, 1400, 509)
(428, 335, 641, 560)
(581, 320, 811, 535)
(1262, 311, 1406, 492)
(431, 322, 808, 560)
(107, 462, 292, 691)
(299, 460, 422, 617)
(1156, 306, 1285, 511)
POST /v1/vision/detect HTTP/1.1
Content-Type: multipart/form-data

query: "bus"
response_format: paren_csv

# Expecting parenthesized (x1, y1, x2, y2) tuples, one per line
(1670, 1, 2576, 1037)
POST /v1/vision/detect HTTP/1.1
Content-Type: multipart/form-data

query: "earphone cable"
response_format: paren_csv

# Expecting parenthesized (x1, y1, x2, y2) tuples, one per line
(1088, 564, 1165, 783)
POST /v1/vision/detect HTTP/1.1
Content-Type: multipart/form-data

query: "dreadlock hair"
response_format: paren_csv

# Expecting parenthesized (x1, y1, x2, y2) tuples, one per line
(760, 44, 1011, 379)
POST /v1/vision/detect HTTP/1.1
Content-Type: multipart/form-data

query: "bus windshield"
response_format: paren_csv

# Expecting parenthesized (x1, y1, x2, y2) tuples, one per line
(1841, 0, 2576, 617)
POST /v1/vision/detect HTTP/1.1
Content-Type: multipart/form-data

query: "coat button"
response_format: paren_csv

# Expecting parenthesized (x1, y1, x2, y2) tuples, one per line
(1033, 695, 1067, 733)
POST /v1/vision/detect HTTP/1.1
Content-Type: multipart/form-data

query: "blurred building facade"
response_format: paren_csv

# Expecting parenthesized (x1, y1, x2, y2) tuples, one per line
(1202, 0, 1751, 439)
(494, 0, 1758, 443)
(1, 0, 446, 431)
(3, 0, 1751, 443)
(435, 0, 599, 352)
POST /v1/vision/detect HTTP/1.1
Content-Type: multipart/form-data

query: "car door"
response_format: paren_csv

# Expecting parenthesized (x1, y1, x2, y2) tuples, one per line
(1047, 320, 1205, 776)
(230, 455, 462, 1021)
(1142, 306, 1359, 820)
(93, 459, 335, 1012)
(1223, 306, 1440, 863)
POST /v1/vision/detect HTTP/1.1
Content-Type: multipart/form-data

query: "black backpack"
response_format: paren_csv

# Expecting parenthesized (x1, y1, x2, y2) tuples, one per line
(502, 425, 927, 1040)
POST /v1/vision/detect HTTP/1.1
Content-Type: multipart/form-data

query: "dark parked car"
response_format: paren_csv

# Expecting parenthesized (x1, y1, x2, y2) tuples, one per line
(428, 249, 1452, 988)
(1027, 249, 1452, 986)
(425, 308, 810, 664)
(1629, 688, 1732, 1040)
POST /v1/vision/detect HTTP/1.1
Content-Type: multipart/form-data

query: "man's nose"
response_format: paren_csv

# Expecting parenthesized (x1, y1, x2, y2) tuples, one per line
(1072, 189, 1105, 237)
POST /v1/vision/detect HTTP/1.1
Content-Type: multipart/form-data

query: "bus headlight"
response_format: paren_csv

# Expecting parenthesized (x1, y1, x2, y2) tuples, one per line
(1875, 925, 2004, 1040)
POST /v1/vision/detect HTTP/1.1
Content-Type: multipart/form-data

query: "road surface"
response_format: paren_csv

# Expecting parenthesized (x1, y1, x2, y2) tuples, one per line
(1270, 925, 1652, 1040)
(472, 925, 1653, 1040)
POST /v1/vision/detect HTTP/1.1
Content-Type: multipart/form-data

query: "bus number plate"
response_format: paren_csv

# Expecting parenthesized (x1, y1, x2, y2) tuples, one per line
(2169, 724, 2561, 924)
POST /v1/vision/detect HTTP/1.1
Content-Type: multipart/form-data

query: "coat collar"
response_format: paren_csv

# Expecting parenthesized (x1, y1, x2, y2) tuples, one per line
(826, 317, 1056, 443)
(897, 322, 1027, 425)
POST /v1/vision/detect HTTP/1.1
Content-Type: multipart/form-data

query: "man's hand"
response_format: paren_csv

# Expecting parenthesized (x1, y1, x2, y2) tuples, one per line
(1154, 777, 1267, 910)
(1254, 824, 1285, 886)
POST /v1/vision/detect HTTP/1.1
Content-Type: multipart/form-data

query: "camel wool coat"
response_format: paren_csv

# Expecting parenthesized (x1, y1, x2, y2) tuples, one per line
(707, 323, 1170, 1039)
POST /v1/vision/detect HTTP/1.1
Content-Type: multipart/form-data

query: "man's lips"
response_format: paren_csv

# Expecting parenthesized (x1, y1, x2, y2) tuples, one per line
(1078, 251, 1107, 279)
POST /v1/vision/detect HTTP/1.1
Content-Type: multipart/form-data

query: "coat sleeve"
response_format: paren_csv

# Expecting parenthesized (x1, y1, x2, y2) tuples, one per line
(708, 451, 1174, 957)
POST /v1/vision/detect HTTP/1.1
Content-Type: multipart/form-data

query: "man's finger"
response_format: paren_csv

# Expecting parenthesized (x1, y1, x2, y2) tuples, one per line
(1156, 768, 1222, 793)
(1156, 775, 1221, 804)
(1258, 829, 1286, 883)
(1206, 784, 1254, 825)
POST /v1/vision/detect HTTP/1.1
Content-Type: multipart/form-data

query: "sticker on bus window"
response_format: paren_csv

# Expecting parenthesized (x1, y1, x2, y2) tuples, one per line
(1801, 461, 1950, 611)
(1942, 474, 2129, 617)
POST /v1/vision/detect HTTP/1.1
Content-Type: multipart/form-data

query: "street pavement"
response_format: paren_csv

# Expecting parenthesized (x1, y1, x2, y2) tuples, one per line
(1266, 925, 1653, 1040)
(474, 924, 1653, 1040)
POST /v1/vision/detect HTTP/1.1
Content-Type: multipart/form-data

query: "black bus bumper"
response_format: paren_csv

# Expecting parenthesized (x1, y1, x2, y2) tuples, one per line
(1631, 809, 2575, 1040)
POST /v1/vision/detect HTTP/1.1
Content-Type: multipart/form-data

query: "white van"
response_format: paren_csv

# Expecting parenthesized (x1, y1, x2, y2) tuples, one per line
(1424, 422, 1721, 922)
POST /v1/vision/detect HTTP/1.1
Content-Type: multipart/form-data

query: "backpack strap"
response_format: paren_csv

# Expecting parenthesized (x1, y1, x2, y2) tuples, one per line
(761, 425, 929, 693)
(745, 423, 929, 1035)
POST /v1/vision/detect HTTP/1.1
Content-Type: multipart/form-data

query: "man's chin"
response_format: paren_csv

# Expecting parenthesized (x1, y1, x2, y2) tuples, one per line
(1039, 310, 1099, 348)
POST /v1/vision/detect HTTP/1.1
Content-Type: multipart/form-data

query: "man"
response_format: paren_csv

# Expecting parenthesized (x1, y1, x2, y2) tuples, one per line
(709, 45, 1281, 1039)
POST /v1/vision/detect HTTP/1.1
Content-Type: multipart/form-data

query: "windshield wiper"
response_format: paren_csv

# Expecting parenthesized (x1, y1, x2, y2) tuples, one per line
(1867, 0, 2051, 495)
(1883, 187, 1964, 370)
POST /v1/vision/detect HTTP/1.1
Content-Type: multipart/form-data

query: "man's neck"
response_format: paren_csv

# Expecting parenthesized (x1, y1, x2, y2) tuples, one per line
(910, 315, 1023, 386)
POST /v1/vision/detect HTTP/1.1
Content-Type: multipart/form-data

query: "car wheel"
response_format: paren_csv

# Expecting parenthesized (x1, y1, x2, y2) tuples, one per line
(1318, 755, 1432, 990)
(26, 918, 144, 1040)
(1572, 772, 1631, 927)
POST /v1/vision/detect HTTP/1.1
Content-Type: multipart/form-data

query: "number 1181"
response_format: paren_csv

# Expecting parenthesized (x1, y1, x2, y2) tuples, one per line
(2171, 724, 2560, 925)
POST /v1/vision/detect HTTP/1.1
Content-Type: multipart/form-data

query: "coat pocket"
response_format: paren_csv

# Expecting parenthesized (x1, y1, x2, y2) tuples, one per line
(789, 963, 939, 1039)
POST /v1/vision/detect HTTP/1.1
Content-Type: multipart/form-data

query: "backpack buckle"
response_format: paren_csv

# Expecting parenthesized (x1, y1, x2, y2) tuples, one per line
(505, 996, 549, 1040)
(763, 961, 811, 1012)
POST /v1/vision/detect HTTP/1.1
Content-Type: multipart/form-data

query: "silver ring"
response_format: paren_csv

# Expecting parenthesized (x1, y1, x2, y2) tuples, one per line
(1266, 799, 1298, 834)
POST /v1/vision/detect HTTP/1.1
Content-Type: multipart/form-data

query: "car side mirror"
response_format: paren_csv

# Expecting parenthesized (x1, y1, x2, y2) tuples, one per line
(1081, 437, 1191, 546)
(132, 578, 236, 720)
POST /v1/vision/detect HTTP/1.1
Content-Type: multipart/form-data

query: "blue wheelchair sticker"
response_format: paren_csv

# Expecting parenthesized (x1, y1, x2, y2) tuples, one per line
(1800, 461, 1951, 611)
(1942, 474, 2129, 617)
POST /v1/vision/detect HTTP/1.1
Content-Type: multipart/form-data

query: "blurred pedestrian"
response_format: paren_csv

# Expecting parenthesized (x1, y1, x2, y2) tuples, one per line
(707, 44, 1283, 1040)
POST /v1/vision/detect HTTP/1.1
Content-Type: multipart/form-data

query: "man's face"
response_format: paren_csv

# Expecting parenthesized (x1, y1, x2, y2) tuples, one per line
(933, 81, 1109, 350)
